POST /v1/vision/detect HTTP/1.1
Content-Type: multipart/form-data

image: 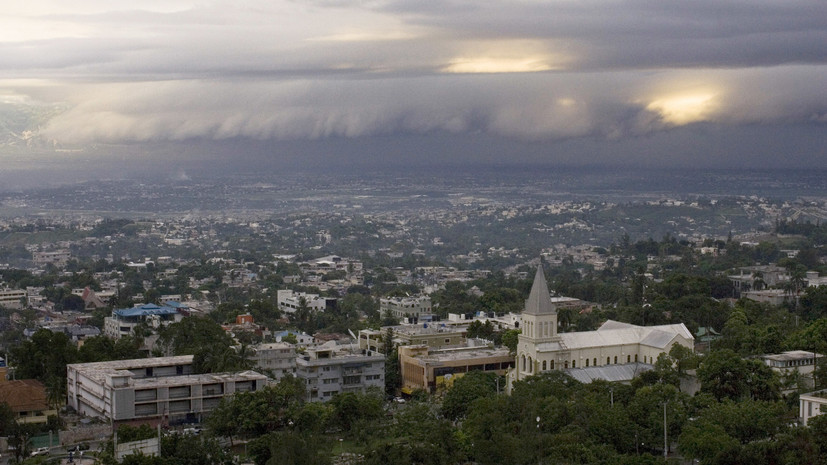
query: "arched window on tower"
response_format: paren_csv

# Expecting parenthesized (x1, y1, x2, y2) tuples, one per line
(593, 358, 597, 366)
(572, 360, 576, 368)
(550, 360, 554, 370)
(564, 361, 569, 369)
(521, 354, 526, 371)
(607, 357, 611, 365)
(614, 356, 618, 364)
(585, 359, 589, 367)
(635, 354, 638, 363)
(542, 360, 547, 371)
(528, 356, 533, 373)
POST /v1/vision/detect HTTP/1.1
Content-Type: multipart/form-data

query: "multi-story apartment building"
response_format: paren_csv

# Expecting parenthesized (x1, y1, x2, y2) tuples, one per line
(33, 250, 71, 267)
(276, 290, 336, 314)
(104, 304, 183, 338)
(358, 324, 466, 354)
(67, 356, 267, 425)
(380, 295, 432, 319)
(0, 289, 27, 310)
(250, 342, 297, 382)
(296, 342, 384, 402)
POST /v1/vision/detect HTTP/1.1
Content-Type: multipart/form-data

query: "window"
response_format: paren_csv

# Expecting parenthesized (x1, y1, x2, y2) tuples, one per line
(323, 367, 331, 372)
(542, 361, 547, 370)
(607, 357, 611, 365)
(343, 375, 361, 385)
(593, 358, 597, 366)
(550, 360, 554, 370)
(572, 360, 576, 368)
(585, 359, 589, 367)
(146, 368, 153, 377)
(564, 361, 568, 369)
(614, 356, 618, 364)
(627, 355, 630, 363)
(635, 354, 638, 363)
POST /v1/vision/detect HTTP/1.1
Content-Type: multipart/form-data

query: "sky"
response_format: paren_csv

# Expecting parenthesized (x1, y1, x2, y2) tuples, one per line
(1, 0, 826, 176)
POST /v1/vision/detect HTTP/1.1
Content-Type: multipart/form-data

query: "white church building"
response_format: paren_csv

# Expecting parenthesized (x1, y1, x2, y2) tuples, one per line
(510, 266, 694, 386)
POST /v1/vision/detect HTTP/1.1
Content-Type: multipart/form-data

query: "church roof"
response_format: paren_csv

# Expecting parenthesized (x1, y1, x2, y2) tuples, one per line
(524, 265, 555, 315)
(536, 320, 693, 352)
(565, 362, 653, 384)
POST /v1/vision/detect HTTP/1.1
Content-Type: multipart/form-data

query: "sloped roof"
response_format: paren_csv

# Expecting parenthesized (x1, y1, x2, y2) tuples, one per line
(536, 320, 692, 352)
(0, 379, 49, 412)
(524, 265, 556, 315)
(565, 363, 653, 383)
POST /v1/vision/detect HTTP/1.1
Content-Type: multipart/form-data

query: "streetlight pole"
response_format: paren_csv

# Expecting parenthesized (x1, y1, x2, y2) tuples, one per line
(536, 416, 541, 465)
(663, 401, 668, 459)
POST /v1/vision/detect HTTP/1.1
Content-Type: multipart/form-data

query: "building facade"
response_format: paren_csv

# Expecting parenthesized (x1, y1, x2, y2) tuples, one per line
(0, 289, 26, 310)
(104, 304, 183, 339)
(800, 390, 827, 426)
(67, 356, 267, 425)
(295, 341, 384, 402)
(250, 342, 297, 382)
(398, 344, 514, 394)
(380, 296, 433, 319)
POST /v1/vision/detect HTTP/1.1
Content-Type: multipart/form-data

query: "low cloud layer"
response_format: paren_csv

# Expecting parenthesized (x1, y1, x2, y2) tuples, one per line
(0, 0, 825, 165)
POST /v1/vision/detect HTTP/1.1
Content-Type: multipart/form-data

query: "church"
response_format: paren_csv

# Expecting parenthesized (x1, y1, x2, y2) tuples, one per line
(510, 265, 694, 386)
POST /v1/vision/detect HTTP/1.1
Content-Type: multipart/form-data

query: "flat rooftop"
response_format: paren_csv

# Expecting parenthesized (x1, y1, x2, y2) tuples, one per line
(410, 346, 511, 363)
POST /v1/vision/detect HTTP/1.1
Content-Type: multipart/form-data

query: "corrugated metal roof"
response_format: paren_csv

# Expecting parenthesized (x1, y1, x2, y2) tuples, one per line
(564, 363, 653, 383)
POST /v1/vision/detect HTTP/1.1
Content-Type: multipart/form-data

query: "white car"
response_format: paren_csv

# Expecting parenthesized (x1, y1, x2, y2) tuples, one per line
(30, 447, 49, 457)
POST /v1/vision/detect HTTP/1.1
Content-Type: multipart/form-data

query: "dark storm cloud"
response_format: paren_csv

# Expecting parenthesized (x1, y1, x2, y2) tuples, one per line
(0, 0, 825, 167)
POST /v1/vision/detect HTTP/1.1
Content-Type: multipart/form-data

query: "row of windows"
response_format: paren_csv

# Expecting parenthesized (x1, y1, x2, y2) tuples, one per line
(522, 353, 654, 372)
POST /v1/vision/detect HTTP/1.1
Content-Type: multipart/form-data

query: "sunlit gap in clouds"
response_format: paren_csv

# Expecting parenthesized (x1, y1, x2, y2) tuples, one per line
(646, 91, 720, 125)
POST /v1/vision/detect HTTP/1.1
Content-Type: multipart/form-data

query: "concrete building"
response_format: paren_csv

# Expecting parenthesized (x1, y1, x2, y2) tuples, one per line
(380, 295, 433, 319)
(296, 341, 384, 402)
(398, 344, 514, 394)
(800, 390, 827, 426)
(0, 289, 26, 310)
(742, 289, 792, 306)
(760, 350, 824, 380)
(511, 266, 694, 386)
(33, 250, 71, 267)
(250, 342, 297, 382)
(104, 304, 184, 339)
(276, 290, 337, 314)
(358, 324, 466, 354)
(67, 356, 267, 425)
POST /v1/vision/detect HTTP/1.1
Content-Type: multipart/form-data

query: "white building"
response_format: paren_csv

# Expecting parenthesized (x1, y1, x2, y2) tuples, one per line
(104, 304, 184, 339)
(511, 266, 694, 386)
(67, 356, 267, 424)
(761, 350, 824, 380)
(296, 341, 384, 402)
(380, 295, 433, 319)
(276, 290, 336, 314)
(250, 342, 297, 382)
(800, 391, 827, 426)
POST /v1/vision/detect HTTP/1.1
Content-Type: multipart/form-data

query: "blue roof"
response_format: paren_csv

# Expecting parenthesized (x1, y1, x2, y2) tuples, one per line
(114, 304, 180, 318)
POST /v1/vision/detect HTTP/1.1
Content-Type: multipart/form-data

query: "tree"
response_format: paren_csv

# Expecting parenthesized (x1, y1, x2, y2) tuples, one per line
(441, 371, 498, 421)
(383, 327, 400, 395)
(697, 349, 780, 401)
(501, 329, 520, 355)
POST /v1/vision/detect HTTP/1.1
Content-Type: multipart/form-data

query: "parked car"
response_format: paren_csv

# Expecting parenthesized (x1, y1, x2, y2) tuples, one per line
(30, 447, 49, 457)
